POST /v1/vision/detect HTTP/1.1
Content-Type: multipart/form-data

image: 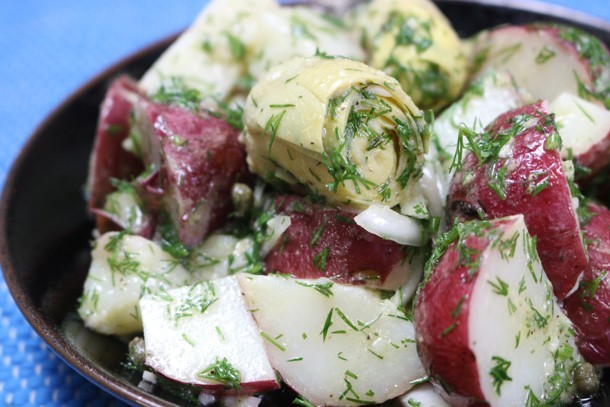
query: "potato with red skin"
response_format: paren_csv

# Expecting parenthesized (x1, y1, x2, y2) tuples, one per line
(264, 195, 415, 290)
(86, 76, 144, 221)
(134, 99, 250, 247)
(416, 215, 582, 406)
(548, 92, 610, 181)
(448, 101, 587, 300)
(415, 222, 490, 406)
(576, 132, 610, 177)
(470, 23, 610, 108)
(563, 201, 610, 366)
(139, 276, 279, 394)
(471, 22, 610, 177)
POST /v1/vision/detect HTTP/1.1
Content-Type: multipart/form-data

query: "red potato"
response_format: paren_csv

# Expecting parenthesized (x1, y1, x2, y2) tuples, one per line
(86, 76, 144, 217)
(551, 92, 610, 178)
(470, 23, 610, 108)
(139, 276, 278, 393)
(563, 201, 610, 366)
(264, 195, 417, 290)
(134, 99, 250, 247)
(237, 274, 425, 406)
(416, 215, 582, 406)
(448, 101, 587, 300)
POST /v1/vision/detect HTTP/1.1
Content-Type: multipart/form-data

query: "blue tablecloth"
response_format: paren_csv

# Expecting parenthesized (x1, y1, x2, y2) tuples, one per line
(1, 1, 609, 406)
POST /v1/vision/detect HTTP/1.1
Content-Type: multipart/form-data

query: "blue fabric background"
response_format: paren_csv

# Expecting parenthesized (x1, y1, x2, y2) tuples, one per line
(0, 1, 609, 406)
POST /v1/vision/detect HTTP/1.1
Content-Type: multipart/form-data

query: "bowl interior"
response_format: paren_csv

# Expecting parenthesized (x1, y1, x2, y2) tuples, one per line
(2, 1, 610, 406)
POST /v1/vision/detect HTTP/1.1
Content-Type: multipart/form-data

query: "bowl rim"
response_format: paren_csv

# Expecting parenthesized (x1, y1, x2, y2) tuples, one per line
(1, 0, 610, 406)
(438, 0, 610, 31)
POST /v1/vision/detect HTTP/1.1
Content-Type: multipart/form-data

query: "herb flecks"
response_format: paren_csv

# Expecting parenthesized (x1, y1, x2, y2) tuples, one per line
(320, 308, 334, 342)
(152, 77, 202, 111)
(261, 331, 287, 351)
(490, 356, 512, 395)
(536, 45, 556, 64)
(553, 23, 610, 108)
(296, 280, 334, 297)
(488, 277, 509, 296)
(196, 357, 241, 389)
(224, 32, 246, 61)
(313, 246, 330, 272)
(170, 282, 218, 324)
(374, 11, 450, 108)
(265, 110, 288, 154)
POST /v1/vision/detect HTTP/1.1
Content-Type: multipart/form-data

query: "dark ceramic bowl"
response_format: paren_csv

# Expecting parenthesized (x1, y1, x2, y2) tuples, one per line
(2, 1, 610, 406)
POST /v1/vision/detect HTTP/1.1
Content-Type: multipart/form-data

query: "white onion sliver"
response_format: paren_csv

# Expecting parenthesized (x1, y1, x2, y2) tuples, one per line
(260, 215, 292, 256)
(354, 205, 423, 246)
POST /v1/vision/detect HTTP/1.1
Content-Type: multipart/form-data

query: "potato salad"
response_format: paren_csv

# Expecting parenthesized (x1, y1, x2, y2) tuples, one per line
(78, 0, 610, 405)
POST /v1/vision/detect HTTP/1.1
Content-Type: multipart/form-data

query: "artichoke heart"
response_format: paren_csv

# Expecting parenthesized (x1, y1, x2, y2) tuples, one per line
(244, 56, 429, 208)
(353, 0, 467, 111)
(139, 0, 363, 104)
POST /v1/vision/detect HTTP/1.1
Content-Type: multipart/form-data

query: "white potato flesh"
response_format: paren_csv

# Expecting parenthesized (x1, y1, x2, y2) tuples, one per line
(188, 213, 291, 279)
(471, 26, 589, 103)
(102, 189, 148, 232)
(190, 234, 240, 281)
(78, 232, 191, 335)
(469, 215, 581, 405)
(191, 233, 271, 280)
(392, 251, 424, 307)
(139, 276, 277, 390)
(434, 69, 527, 160)
(397, 384, 449, 407)
(227, 237, 257, 274)
(237, 274, 426, 406)
(221, 395, 262, 407)
(551, 92, 610, 156)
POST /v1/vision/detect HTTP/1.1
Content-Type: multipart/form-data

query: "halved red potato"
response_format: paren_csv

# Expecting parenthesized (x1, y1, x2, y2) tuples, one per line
(551, 92, 610, 177)
(563, 201, 610, 366)
(237, 274, 426, 406)
(470, 23, 610, 107)
(448, 101, 587, 300)
(416, 215, 582, 405)
(86, 76, 143, 213)
(264, 195, 420, 290)
(434, 69, 528, 163)
(133, 99, 251, 247)
(139, 276, 278, 394)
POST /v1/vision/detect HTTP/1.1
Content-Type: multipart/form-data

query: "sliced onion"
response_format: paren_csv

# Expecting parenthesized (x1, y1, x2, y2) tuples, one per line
(354, 205, 424, 246)
(260, 215, 292, 256)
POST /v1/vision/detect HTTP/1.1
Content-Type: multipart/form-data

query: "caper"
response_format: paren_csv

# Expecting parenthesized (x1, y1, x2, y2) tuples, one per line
(127, 336, 147, 368)
(232, 182, 253, 217)
(574, 362, 600, 397)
